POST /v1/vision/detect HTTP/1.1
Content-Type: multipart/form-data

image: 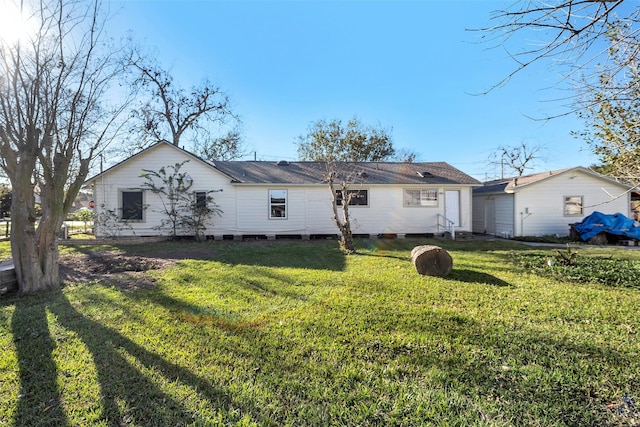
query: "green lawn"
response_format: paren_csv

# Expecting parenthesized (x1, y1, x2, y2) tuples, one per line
(0, 221, 9, 241)
(1, 238, 639, 426)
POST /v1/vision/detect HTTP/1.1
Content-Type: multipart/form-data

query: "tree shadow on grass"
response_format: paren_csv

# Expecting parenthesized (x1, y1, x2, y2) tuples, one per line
(355, 251, 409, 262)
(356, 248, 513, 287)
(11, 295, 69, 426)
(447, 269, 512, 287)
(65, 239, 348, 272)
(9, 290, 263, 426)
(211, 240, 348, 271)
(129, 289, 270, 332)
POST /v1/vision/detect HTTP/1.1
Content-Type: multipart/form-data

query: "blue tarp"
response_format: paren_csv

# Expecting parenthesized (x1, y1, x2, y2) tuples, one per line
(573, 211, 640, 241)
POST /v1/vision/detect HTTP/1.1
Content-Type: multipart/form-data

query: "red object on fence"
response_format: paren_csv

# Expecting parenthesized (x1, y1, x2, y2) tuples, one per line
(89, 200, 95, 209)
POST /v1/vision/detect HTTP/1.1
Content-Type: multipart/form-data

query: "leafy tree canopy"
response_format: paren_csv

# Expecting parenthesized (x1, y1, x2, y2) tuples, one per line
(296, 117, 394, 163)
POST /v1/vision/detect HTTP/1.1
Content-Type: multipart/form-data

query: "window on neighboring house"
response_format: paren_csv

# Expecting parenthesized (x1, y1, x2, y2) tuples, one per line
(269, 189, 287, 219)
(335, 189, 369, 206)
(195, 191, 207, 210)
(404, 189, 438, 207)
(564, 196, 583, 216)
(121, 190, 143, 221)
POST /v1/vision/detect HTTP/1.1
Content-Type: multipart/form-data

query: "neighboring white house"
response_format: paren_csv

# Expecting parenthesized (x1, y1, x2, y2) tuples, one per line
(86, 141, 481, 239)
(472, 167, 632, 237)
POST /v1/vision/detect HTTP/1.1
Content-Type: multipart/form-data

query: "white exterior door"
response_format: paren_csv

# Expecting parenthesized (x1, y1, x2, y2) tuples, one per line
(445, 190, 460, 227)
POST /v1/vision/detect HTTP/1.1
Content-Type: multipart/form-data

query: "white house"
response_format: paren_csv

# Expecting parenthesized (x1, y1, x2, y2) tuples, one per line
(87, 141, 481, 239)
(472, 167, 632, 237)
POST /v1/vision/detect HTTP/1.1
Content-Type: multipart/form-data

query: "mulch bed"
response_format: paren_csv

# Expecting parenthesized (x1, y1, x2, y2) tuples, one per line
(58, 240, 220, 291)
(58, 250, 175, 291)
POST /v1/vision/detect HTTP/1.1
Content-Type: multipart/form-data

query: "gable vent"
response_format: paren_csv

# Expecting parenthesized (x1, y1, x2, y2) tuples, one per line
(277, 160, 289, 166)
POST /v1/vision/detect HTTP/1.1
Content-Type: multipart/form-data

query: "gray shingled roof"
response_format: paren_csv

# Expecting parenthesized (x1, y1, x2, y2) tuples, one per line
(474, 168, 575, 194)
(85, 141, 481, 187)
(213, 161, 481, 186)
(473, 179, 510, 194)
(473, 167, 629, 194)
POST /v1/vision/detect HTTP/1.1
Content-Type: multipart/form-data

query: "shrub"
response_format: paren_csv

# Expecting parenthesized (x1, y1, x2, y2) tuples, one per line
(511, 248, 640, 288)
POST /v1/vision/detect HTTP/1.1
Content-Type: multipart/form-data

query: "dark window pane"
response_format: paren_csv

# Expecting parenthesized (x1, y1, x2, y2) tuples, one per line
(195, 191, 207, 210)
(122, 191, 143, 220)
(271, 205, 286, 217)
(336, 190, 368, 206)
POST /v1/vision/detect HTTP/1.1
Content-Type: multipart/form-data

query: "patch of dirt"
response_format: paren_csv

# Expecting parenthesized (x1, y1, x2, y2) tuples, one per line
(59, 246, 215, 291)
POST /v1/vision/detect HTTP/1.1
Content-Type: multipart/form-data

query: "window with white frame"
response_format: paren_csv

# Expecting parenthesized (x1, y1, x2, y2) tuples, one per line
(564, 195, 583, 216)
(269, 189, 287, 219)
(120, 190, 144, 220)
(404, 189, 438, 207)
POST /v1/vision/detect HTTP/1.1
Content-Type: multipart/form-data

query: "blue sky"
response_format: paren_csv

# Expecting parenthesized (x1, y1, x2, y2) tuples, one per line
(108, 0, 600, 180)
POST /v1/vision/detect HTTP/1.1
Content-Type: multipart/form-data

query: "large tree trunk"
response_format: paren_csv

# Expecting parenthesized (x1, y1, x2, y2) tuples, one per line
(36, 215, 62, 290)
(10, 180, 47, 293)
(11, 209, 63, 293)
(36, 158, 73, 290)
(9, 156, 62, 293)
(10, 209, 48, 293)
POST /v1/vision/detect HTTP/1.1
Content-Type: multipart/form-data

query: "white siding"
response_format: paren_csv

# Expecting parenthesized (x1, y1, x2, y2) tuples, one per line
(92, 143, 236, 237)
(347, 185, 472, 235)
(305, 187, 339, 234)
(91, 143, 476, 237)
(235, 187, 336, 235)
(494, 194, 515, 237)
(232, 185, 474, 236)
(514, 170, 630, 236)
(472, 194, 514, 237)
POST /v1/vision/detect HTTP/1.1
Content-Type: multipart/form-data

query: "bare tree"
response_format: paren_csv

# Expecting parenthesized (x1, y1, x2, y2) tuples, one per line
(484, 1, 634, 93)
(296, 117, 394, 253)
(0, 0, 131, 293)
(129, 56, 242, 157)
(480, 3, 640, 188)
(489, 142, 546, 178)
